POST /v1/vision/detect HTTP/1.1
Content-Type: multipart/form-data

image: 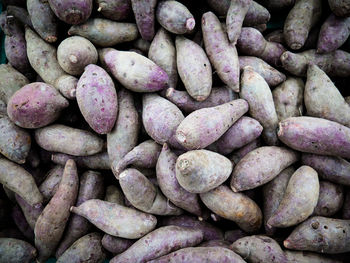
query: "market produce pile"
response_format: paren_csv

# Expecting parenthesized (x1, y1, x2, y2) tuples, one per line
(1, 0, 350, 262)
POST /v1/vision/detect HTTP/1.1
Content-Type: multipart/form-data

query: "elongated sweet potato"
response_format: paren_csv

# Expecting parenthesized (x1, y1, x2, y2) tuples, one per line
(0, 238, 37, 263)
(96, 0, 131, 21)
(51, 152, 110, 170)
(15, 194, 43, 230)
(131, 0, 157, 41)
(328, 0, 350, 17)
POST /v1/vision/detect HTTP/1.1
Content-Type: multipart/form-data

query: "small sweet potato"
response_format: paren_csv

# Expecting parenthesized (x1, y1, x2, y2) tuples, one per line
(102, 234, 134, 254)
(48, 0, 92, 25)
(54, 75, 78, 100)
(0, 238, 37, 263)
(15, 194, 43, 230)
(328, 0, 350, 17)
(38, 165, 64, 203)
(314, 181, 344, 217)
(96, 0, 131, 21)
(130, 0, 157, 41)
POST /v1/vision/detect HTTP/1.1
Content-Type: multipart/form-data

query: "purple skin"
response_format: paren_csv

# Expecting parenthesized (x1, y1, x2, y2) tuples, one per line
(48, 0, 92, 25)
(208, 116, 263, 155)
(317, 14, 350, 54)
(77, 64, 118, 134)
(230, 138, 261, 165)
(156, 143, 202, 215)
(15, 194, 43, 230)
(51, 152, 110, 170)
(278, 117, 350, 159)
(6, 5, 33, 28)
(175, 99, 249, 150)
(343, 189, 350, 219)
(328, 0, 350, 17)
(102, 234, 134, 254)
(165, 87, 237, 113)
(202, 12, 240, 92)
(224, 230, 247, 243)
(199, 239, 231, 248)
(314, 181, 344, 217)
(159, 215, 224, 241)
(0, 238, 37, 263)
(280, 49, 350, 77)
(27, 0, 58, 43)
(243, 1, 270, 26)
(7, 82, 69, 129)
(96, 0, 132, 21)
(11, 205, 34, 241)
(148, 247, 246, 263)
(54, 75, 78, 100)
(111, 226, 203, 263)
(238, 56, 286, 86)
(131, 0, 157, 41)
(237, 27, 286, 67)
(55, 170, 104, 258)
(39, 165, 64, 203)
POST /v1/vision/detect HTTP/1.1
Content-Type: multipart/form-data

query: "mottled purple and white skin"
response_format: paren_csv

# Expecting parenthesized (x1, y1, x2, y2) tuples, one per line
(231, 146, 299, 192)
(166, 87, 237, 113)
(317, 14, 350, 53)
(76, 64, 117, 134)
(237, 27, 286, 67)
(280, 49, 350, 77)
(11, 205, 34, 241)
(119, 168, 182, 215)
(176, 150, 233, 193)
(131, 0, 157, 41)
(0, 238, 37, 263)
(176, 36, 212, 101)
(35, 124, 104, 156)
(48, 0, 92, 25)
(224, 229, 247, 243)
(156, 0, 195, 34)
(54, 75, 78, 100)
(15, 194, 43, 230)
(148, 28, 177, 90)
(202, 12, 240, 92)
(25, 27, 65, 85)
(244, 1, 270, 26)
(231, 235, 287, 263)
(142, 94, 184, 148)
(328, 0, 350, 17)
(343, 189, 350, 219)
(314, 181, 344, 217)
(208, 116, 263, 155)
(283, 0, 322, 50)
(70, 199, 157, 239)
(102, 234, 134, 254)
(27, 0, 58, 43)
(55, 170, 104, 258)
(239, 56, 286, 87)
(200, 185, 262, 233)
(39, 165, 64, 203)
(111, 226, 203, 263)
(284, 216, 350, 254)
(156, 143, 202, 215)
(104, 49, 169, 92)
(263, 167, 294, 235)
(230, 138, 261, 165)
(96, 0, 132, 21)
(226, 0, 252, 44)
(68, 19, 138, 47)
(57, 36, 98, 76)
(34, 160, 79, 263)
(0, 116, 31, 164)
(240, 66, 279, 145)
(113, 140, 161, 178)
(175, 99, 248, 150)
(285, 250, 342, 263)
(7, 82, 69, 129)
(305, 64, 350, 127)
(278, 117, 350, 158)
(272, 77, 304, 121)
(0, 158, 43, 206)
(267, 166, 319, 228)
(52, 152, 110, 170)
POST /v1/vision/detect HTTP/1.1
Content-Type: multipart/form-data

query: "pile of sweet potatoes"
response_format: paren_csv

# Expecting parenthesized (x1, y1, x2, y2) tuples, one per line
(0, 0, 350, 262)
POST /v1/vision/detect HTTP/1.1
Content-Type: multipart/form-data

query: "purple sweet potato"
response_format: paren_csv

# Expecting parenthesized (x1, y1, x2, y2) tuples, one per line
(280, 49, 350, 77)
(237, 27, 286, 67)
(199, 239, 231, 248)
(111, 226, 203, 263)
(284, 216, 350, 253)
(56, 170, 104, 258)
(119, 168, 182, 215)
(156, 143, 202, 215)
(15, 194, 43, 230)
(200, 185, 262, 232)
(156, 0, 195, 34)
(202, 12, 240, 92)
(54, 75, 78, 100)
(343, 189, 350, 219)
(34, 160, 79, 262)
(267, 166, 319, 228)
(176, 36, 212, 101)
(7, 82, 69, 129)
(48, 0, 92, 25)
(27, 0, 58, 43)
(131, 0, 157, 41)
(35, 124, 104, 156)
(104, 49, 169, 92)
(6, 5, 33, 28)
(57, 36, 98, 76)
(278, 117, 350, 158)
(230, 138, 261, 165)
(0, 116, 31, 164)
(231, 146, 299, 192)
(102, 234, 134, 254)
(96, 0, 132, 21)
(0, 238, 37, 263)
(68, 18, 138, 47)
(39, 165, 64, 203)
(175, 99, 248, 150)
(224, 229, 247, 243)
(52, 152, 110, 170)
(244, 1, 270, 26)
(240, 66, 279, 145)
(285, 250, 342, 263)
(314, 181, 344, 216)
(70, 199, 157, 239)
(11, 205, 34, 241)
(328, 0, 350, 17)
(176, 150, 233, 193)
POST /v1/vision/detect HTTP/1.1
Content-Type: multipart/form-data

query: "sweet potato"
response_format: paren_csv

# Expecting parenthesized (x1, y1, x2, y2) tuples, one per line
(0, 238, 37, 263)
(285, 250, 342, 263)
(39, 165, 64, 203)
(130, 0, 156, 41)
(224, 229, 247, 243)
(51, 152, 110, 170)
(244, 1, 270, 26)
(48, 0, 92, 25)
(229, 138, 261, 165)
(96, 0, 131, 21)
(11, 205, 34, 240)
(199, 239, 231, 248)
(102, 234, 134, 254)
(15, 194, 43, 230)
(314, 181, 344, 216)
(54, 75, 78, 100)
(6, 5, 32, 28)
(328, 0, 350, 17)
